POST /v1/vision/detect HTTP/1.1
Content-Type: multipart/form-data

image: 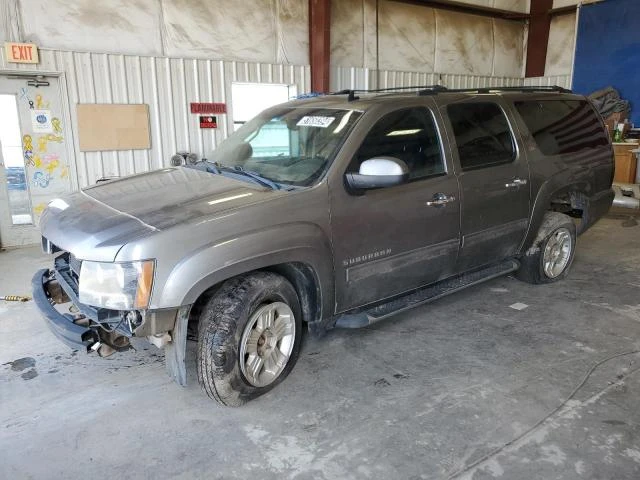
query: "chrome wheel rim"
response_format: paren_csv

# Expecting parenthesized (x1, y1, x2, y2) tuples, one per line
(239, 302, 296, 388)
(542, 228, 572, 278)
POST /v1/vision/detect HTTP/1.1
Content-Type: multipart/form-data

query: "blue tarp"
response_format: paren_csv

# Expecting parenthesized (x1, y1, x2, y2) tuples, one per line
(572, 0, 640, 125)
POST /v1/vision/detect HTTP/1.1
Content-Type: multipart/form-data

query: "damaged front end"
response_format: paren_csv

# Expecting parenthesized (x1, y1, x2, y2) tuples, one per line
(32, 251, 183, 362)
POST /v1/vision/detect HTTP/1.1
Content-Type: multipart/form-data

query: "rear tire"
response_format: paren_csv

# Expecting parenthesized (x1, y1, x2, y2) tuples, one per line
(197, 272, 302, 407)
(517, 212, 576, 284)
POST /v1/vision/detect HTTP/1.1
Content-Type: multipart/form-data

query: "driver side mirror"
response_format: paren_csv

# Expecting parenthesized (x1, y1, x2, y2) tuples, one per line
(345, 157, 409, 190)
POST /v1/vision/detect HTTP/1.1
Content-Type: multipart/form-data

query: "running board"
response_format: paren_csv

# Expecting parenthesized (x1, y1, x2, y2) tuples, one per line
(334, 259, 520, 329)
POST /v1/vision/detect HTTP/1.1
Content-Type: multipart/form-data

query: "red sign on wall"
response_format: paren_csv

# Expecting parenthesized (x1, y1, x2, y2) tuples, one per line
(4, 42, 39, 63)
(200, 116, 217, 129)
(191, 102, 227, 114)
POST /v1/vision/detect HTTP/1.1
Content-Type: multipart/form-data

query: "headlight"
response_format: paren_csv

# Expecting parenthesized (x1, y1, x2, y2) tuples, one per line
(79, 260, 155, 310)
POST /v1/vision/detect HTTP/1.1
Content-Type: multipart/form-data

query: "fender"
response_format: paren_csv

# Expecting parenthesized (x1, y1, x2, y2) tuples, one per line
(519, 175, 592, 254)
(156, 222, 334, 318)
(159, 222, 334, 388)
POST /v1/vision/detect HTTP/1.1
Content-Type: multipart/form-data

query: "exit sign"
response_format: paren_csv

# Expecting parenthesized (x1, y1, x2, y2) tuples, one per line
(5, 42, 39, 64)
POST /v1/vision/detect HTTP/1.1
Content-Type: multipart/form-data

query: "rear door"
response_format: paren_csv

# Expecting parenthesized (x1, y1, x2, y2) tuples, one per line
(443, 98, 530, 271)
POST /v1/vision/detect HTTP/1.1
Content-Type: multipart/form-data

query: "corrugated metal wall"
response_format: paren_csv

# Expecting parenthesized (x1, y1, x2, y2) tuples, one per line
(331, 67, 571, 92)
(523, 75, 572, 89)
(330, 67, 523, 91)
(0, 47, 572, 189)
(0, 48, 310, 188)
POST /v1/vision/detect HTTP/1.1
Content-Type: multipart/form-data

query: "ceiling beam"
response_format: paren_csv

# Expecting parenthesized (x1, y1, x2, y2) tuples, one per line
(549, 5, 579, 16)
(391, 0, 578, 21)
(389, 0, 529, 21)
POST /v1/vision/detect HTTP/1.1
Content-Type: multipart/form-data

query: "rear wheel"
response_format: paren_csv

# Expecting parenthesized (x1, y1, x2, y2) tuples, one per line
(517, 212, 576, 284)
(197, 272, 302, 406)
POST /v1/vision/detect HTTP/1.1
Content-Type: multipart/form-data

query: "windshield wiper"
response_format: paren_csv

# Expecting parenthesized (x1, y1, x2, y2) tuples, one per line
(218, 164, 280, 190)
(198, 160, 283, 190)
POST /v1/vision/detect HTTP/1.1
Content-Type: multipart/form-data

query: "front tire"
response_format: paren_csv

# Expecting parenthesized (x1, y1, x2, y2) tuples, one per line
(197, 272, 302, 406)
(517, 212, 577, 284)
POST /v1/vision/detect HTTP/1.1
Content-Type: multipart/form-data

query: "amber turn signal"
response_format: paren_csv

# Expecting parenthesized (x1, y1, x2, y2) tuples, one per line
(134, 260, 155, 309)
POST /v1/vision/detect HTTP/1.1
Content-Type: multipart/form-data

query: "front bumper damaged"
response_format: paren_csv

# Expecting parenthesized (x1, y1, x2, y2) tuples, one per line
(33, 253, 180, 354)
(32, 268, 98, 350)
(33, 251, 189, 385)
(31, 265, 127, 354)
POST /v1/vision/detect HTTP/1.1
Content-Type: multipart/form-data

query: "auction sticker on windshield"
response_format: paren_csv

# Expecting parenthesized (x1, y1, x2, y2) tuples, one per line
(297, 116, 335, 128)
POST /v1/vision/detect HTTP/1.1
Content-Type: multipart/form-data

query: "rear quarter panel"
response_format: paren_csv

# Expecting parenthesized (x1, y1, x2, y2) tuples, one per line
(502, 94, 614, 251)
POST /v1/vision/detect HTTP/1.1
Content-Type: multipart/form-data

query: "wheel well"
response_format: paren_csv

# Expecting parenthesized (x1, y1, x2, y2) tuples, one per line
(186, 262, 321, 339)
(548, 190, 589, 234)
(264, 262, 321, 324)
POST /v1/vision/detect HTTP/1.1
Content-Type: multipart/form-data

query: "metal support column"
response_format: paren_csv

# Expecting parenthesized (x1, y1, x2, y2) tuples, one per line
(525, 0, 554, 77)
(309, 0, 331, 93)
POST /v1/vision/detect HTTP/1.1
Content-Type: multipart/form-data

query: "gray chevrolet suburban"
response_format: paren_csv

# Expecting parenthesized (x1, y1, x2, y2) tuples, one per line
(33, 86, 614, 406)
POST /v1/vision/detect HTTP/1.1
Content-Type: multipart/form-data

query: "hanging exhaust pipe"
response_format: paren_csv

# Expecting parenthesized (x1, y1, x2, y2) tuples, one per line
(612, 183, 640, 209)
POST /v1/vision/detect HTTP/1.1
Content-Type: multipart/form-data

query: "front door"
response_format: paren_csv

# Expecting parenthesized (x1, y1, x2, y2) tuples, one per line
(443, 100, 530, 271)
(0, 75, 71, 247)
(330, 104, 460, 312)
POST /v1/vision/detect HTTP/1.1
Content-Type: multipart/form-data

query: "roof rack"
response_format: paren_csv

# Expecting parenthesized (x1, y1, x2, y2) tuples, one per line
(330, 85, 572, 101)
(331, 89, 360, 101)
(418, 85, 572, 95)
(331, 85, 447, 101)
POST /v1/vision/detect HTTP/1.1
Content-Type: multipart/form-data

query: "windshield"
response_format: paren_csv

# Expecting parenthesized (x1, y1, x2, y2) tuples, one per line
(207, 107, 362, 186)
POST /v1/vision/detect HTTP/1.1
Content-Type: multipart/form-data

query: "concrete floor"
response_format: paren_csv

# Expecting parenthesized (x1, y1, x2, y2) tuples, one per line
(1, 216, 640, 480)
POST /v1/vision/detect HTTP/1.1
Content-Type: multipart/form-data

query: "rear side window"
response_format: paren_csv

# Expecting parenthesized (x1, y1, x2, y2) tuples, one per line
(447, 102, 516, 170)
(514, 100, 608, 156)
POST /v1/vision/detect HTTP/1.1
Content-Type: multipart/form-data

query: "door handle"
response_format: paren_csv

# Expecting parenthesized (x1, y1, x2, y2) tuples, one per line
(426, 193, 455, 207)
(505, 178, 528, 188)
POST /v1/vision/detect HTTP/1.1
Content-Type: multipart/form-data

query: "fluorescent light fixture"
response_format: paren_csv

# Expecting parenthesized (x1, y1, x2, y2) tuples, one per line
(386, 129, 422, 136)
(48, 198, 69, 211)
(214, 238, 238, 248)
(208, 192, 253, 205)
(333, 110, 355, 134)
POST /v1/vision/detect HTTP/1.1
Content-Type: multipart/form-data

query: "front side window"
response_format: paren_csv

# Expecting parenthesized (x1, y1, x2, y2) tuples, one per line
(349, 107, 445, 181)
(208, 107, 362, 186)
(447, 102, 516, 170)
(514, 100, 609, 156)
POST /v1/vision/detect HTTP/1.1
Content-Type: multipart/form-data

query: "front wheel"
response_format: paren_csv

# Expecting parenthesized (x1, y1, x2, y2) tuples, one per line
(517, 212, 577, 284)
(197, 272, 302, 406)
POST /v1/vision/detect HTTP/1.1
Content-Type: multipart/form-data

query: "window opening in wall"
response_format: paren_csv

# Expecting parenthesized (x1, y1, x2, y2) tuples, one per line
(231, 83, 297, 132)
(0, 94, 32, 225)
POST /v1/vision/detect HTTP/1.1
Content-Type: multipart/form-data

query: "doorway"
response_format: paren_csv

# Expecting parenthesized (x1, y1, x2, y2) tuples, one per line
(0, 74, 72, 248)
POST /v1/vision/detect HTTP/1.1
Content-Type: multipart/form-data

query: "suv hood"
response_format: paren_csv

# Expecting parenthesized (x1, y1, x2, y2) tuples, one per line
(40, 167, 284, 261)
